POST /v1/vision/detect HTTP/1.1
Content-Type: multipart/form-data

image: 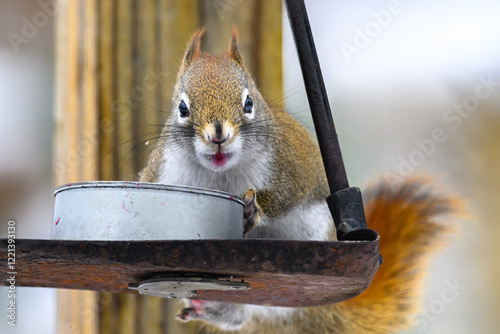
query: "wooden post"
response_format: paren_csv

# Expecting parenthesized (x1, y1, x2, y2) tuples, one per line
(54, 1, 99, 333)
(54, 0, 282, 333)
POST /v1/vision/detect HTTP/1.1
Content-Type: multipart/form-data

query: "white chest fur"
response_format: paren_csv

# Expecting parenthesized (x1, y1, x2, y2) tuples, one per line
(158, 143, 272, 196)
(247, 200, 332, 241)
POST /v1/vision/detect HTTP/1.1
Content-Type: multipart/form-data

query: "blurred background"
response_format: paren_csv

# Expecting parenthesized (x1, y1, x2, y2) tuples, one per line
(1, 0, 499, 333)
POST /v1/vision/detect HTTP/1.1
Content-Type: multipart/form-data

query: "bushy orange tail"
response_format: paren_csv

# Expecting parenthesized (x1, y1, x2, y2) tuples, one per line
(197, 178, 464, 334)
(331, 178, 463, 333)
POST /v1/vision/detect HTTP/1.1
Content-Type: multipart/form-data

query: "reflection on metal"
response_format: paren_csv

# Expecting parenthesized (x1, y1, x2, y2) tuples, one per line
(128, 275, 250, 299)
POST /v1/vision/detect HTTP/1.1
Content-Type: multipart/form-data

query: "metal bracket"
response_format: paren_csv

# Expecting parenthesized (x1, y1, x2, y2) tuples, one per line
(326, 187, 368, 238)
(128, 276, 250, 299)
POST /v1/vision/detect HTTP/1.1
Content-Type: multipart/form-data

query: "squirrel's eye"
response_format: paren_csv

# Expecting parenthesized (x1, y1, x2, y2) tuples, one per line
(243, 96, 253, 114)
(179, 100, 189, 118)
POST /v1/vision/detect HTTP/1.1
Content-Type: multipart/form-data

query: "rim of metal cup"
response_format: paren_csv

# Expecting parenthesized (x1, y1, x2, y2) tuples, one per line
(54, 181, 245, 206)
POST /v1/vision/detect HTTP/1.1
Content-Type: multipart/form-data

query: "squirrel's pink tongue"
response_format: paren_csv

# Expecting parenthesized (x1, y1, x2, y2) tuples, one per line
(212, 152, 227, 167)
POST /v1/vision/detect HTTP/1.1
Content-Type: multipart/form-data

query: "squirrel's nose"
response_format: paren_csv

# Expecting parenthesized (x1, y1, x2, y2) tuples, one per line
(203, 121, 234, 145)
(210, 133, 230, 144)
(212, 137, 227, 144)
(205, 121, 232, 145)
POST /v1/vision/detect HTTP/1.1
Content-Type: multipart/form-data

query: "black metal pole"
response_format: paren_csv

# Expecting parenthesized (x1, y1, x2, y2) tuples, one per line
(284, 0, 348, 194)
(284, 0, 368, 237)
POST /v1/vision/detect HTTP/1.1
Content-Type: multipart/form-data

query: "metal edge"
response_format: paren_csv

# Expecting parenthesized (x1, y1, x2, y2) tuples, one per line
(53, 181, 245, 206)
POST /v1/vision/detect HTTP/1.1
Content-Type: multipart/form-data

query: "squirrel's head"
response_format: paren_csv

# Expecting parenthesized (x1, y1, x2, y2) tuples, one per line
(169, 28, 271, 172)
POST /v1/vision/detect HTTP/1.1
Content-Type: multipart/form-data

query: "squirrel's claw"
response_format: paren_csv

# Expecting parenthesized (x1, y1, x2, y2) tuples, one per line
(243, 188, 261, 235)
(177, 307, 198, 321)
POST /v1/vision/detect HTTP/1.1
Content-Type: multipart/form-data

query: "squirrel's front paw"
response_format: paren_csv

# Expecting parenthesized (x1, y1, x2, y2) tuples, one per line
(243, 188, 261, 235)
(177, 300, 249, 330)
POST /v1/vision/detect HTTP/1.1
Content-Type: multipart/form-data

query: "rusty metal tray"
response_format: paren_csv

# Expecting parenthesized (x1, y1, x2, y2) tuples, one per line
(0, 233, 379, 307)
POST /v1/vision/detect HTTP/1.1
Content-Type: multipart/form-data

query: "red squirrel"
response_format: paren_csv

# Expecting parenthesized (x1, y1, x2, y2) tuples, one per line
(139, 29, 462, 333)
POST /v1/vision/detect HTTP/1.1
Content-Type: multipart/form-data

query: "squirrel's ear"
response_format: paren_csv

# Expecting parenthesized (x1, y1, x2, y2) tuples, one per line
(228, 27, 244, 67)
(181, 28, 204, 70)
